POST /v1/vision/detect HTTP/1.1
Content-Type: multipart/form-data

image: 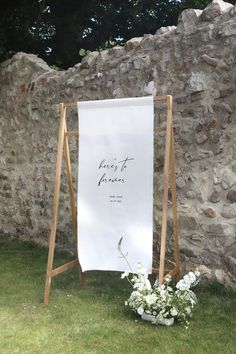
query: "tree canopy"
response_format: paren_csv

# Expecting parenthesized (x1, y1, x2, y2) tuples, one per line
(0, 0, 235, 69)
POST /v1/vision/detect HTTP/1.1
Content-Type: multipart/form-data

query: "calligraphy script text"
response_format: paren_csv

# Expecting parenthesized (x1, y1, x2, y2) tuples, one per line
(97, 157, 134, 187)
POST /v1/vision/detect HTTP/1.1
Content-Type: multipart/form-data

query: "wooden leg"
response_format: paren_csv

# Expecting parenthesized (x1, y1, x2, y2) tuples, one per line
(63, 118, 77, 242)
(170, 126, 180, 280)
(44, 104, 66, 304)
(63, 118, 84, 283)
(77, 262, 85, 284)
(159, 95, 173, 285)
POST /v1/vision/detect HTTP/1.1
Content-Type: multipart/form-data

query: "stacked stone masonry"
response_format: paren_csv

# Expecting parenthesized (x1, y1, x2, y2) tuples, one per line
(0, 0, 235, 287)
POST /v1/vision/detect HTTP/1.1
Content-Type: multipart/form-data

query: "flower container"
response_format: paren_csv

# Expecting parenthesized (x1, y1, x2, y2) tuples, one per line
(119, 242, 201, 328)
(141, 312, 156, 322)
(156, 317, 174, 326)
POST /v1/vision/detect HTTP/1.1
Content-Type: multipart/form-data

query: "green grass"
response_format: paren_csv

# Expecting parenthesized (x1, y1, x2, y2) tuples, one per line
(0, 235, 236, 354)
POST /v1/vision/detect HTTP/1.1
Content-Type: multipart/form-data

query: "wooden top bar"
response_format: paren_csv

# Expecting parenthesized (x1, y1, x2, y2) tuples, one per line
(64, 95, 170, 135)
(62, 95, 168, 108)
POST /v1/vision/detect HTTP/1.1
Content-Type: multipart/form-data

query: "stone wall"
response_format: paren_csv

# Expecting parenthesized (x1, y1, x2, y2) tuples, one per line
(0, 0, 235, 287)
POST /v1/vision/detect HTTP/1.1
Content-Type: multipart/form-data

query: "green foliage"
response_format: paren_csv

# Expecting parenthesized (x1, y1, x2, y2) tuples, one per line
(79, 48, 91, 57)
(0, 0, 235, 68)
(0, 235, 236, 353)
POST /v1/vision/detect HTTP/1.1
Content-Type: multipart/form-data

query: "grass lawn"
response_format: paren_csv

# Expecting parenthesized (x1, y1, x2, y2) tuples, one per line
(0, 235, 236, 354)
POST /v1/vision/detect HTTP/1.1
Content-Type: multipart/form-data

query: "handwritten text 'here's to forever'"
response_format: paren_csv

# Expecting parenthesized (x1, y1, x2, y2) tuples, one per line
(97, 157, 134, 187)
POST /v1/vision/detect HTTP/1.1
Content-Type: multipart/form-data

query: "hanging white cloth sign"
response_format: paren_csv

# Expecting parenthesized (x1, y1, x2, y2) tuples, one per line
(77, 97, 154, 272)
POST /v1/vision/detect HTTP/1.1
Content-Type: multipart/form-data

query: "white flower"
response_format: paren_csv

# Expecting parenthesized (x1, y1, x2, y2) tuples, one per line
(137, 284, 145, 291)
(145, 294, 157, 305)
(130, 291, 140, 300)
(131, 275, 138, 283)
(188, 272, 196, 283)
(183, 274, 190, 282)
(137, 307, 144, 315)
(183, 275, 192, 288)
(165, 275, 172, 283)
(176, 279, 189, 291)
(185, 307, 191, 315)
(170, 308, 178, 317)
(144, 278, 152, 291)
(121, 271, 129, 279)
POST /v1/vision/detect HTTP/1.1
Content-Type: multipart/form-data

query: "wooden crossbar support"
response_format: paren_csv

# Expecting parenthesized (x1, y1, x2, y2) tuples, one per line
(43, 95, 180, 304)
(51, 259, 80, 277)
(63, 95, 168, 108)
(152, 267, 178, 276)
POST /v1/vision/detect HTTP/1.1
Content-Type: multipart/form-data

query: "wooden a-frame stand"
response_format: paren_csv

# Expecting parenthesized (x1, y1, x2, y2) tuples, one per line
(44, 95, 180, 304)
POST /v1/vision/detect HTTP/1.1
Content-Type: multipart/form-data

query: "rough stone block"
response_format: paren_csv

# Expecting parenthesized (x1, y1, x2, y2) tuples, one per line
(203, 207, 216, 218)
(209, 190, 221, 203)
(133, 55, 151, 70)
(201, 0, 233, 22)
(176, 176, 186, 189)
(218, 19, 236, 36)
(81, 51, 99, 68)
(189, 72, 207, 93)
(201, 54, 229, 70)
(222, 169, 236, 189)
(196, 132, 208, 144)
(111, 46, 124, 58)
(99, 49, 109, 61)
(221, 204, 236, 218)
(155, 26, 176, 36)
(179, 215, 199, 231)
(125, 37, 143, 51)
(177, 9, 202, 35)
(140, 34, 155, 49)
(227, 189, 236, 203)
(143, 81, 156, 96)
(229, 5, 236, 17)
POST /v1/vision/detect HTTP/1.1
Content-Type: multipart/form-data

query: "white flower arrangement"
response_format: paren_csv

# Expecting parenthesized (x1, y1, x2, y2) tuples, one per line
(118, 238, 201, 327)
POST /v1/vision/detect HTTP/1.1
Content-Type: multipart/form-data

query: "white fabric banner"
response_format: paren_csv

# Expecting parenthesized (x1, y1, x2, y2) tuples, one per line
(77, 97, 154, 273)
